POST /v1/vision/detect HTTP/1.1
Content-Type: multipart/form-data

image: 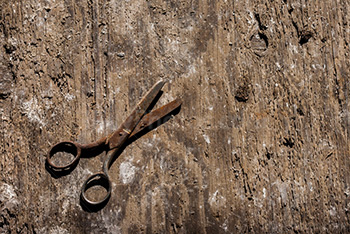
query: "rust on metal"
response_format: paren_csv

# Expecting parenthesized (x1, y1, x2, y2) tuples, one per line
(46, 80, 181, 208)
(130, 98, 182, 137)
(107, 80, 165, 150)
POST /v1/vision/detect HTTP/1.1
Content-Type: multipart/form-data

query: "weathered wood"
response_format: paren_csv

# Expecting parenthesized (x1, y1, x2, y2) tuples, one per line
(1, 0, 349, 233)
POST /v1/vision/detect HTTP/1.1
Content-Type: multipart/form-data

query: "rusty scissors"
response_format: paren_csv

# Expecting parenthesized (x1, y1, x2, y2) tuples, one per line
(46, 80, 181, 207)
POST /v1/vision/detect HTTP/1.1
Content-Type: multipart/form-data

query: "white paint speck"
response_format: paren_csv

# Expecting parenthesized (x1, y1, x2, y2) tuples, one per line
(220, 219, 229, 232)
(246, 10, 254, 25)
(329, 206, 337, 216)
(65, 93, 75, 101)
(203, 134, 210, 144)
(21, 97, 46, 126)
(273, 180, 288, 205)
(49, 227, 69, 234)
(0, 183, 19, 208)
(185, 65, 197, 78)
(308, 181, 313, 192)
(62, 200, 69, 215)
(263, 187, 267, 198)
(107, 224, 122, 233)
(276, 62, 281, 70)
(209, 190, 226, 208)
(119, 161, 136, 184)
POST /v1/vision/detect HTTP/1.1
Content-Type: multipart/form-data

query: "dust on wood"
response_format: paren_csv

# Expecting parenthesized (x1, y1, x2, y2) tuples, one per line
(1, 0, 350, 233)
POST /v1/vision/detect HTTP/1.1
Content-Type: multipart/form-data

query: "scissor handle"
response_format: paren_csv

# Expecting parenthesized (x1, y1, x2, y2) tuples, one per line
(80, 145, 120, 207)
(80, 172, 111, 206)
(46, 141, 82, 170)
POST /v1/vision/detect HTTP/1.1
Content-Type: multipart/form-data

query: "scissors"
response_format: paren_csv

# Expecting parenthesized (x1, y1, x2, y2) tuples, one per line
(46, 80, 181, 207)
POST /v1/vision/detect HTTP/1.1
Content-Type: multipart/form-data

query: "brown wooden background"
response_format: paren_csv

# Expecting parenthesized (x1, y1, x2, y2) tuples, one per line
(1, 0, 349, 233)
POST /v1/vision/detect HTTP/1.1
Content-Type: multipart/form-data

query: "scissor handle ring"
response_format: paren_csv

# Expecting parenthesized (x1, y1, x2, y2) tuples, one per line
(46, 141, 82, 170)
(80, 172, 111, 207)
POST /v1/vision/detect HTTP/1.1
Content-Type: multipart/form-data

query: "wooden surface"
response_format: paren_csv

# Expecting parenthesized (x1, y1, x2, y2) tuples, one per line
(1, 0, 350, 233)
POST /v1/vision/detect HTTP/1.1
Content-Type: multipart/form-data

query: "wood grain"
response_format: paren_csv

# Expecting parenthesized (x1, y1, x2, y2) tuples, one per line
(1, 0, 349, 232)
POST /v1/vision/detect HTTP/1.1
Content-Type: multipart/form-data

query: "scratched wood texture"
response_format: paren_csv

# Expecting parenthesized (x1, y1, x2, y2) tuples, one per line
(1, 0, 350, 233)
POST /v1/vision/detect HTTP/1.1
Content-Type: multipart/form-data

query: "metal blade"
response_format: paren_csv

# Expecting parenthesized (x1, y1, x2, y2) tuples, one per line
(130, 98, 182, 137)
(108, 80, 165, 149)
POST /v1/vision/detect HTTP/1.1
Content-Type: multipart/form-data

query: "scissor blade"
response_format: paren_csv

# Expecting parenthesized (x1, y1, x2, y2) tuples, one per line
(108, 80, 165, 149)
(130, 98, 182, 137)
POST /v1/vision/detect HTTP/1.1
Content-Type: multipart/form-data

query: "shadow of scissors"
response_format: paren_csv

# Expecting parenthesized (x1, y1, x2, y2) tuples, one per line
(46, 80, 181, 210)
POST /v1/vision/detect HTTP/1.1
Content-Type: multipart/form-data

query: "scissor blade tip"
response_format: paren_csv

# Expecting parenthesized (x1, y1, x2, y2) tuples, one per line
(154, 80, 166, 90)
